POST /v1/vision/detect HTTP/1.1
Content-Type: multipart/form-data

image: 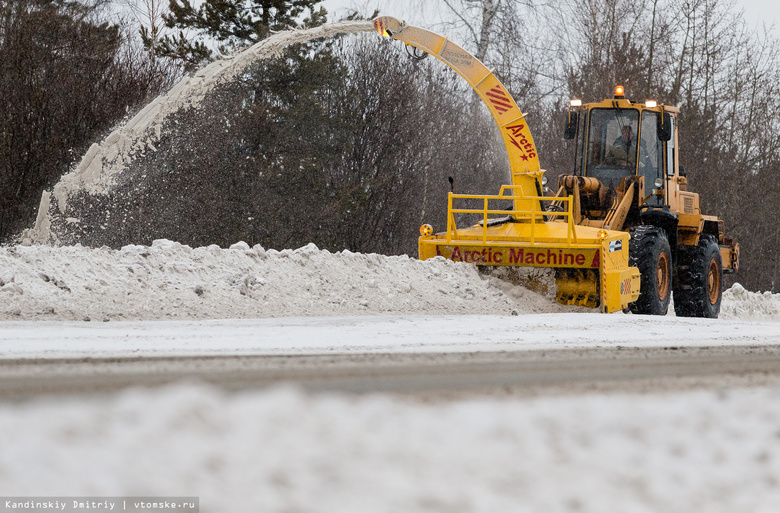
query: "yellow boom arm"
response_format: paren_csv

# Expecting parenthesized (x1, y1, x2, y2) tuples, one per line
(373, 16, 543, 211)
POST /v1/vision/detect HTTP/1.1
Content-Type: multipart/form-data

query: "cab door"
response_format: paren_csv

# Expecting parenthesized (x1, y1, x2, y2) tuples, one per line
(637, 110, 664, 207)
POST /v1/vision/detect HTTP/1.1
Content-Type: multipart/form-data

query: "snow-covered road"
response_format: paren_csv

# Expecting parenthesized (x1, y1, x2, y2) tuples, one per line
(2, 313, 780, 359)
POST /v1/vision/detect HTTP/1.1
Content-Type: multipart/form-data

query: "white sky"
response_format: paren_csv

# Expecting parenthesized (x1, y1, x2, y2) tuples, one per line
(321, 0, 778, 34)
(739, 0, 780, 32)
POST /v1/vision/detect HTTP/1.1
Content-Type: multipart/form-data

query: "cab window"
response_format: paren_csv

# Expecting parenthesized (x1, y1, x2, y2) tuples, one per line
(584, 108, 639, 187)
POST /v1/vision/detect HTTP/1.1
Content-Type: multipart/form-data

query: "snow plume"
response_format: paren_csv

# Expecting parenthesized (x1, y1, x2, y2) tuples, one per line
(21, 20, 375, 246)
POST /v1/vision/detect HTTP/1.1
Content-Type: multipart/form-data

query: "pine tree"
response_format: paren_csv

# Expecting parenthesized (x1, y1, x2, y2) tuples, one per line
(156, 0, 326, 70)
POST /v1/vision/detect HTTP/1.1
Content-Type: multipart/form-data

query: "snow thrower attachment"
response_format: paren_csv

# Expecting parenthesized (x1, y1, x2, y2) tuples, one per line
(374, 16, 640, 313)
(417, 186, 640, 312)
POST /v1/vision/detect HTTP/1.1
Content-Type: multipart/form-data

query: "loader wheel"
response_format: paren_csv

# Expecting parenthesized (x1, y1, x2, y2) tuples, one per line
(628, 226, 671, 315)
(673, 235, 722, 318)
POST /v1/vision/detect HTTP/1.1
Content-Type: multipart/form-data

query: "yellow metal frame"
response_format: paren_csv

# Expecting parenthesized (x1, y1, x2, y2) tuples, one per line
(445, 186, 581, 246)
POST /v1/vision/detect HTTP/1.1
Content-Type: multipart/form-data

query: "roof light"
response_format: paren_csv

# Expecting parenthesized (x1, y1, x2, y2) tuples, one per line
(570, 99, 582, 107)
(420, 224, 434, 236)
(646, 100, 657, 108)
(614, 85, 625, 99)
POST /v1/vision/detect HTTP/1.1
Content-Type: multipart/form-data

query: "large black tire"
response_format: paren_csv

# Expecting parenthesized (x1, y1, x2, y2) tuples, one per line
(628, 225, 672, 315)
(674, 234, 722, 318)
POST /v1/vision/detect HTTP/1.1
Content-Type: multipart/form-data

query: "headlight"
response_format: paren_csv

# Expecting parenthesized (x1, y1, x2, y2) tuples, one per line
(654, 178, 664, 188)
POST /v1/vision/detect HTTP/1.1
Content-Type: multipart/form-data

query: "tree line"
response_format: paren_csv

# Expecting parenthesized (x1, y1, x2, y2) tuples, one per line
(2, 0, 778, 292)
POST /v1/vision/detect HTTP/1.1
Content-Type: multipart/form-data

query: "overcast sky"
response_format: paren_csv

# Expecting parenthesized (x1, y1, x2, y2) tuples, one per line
(738, 0, 780, 31)
(321, 0, 778, 34)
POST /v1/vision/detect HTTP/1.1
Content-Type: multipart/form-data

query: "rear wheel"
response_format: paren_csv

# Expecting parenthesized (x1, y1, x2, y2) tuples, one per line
(674, 234, 722, 318)
(628, 226, 672, 315)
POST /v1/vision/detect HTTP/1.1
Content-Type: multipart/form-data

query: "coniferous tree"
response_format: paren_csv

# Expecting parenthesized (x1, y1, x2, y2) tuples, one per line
(157, 0, 326, 69)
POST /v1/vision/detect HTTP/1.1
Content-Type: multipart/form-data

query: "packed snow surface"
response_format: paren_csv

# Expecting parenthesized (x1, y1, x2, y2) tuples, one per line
(2, 383, 780, 513)
(3, 314, 780, 359)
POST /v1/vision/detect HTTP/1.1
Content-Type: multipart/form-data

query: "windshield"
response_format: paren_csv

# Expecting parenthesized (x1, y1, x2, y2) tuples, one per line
(583, 108, 639, 187)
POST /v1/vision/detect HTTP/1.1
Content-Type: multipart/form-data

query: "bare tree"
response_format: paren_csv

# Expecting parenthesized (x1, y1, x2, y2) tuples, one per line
(431, 0, 551, 104)
(123, 0, 168, 65)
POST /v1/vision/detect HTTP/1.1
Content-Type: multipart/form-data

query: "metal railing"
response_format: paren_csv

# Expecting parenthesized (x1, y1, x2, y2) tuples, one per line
(445, 185, 579, 245)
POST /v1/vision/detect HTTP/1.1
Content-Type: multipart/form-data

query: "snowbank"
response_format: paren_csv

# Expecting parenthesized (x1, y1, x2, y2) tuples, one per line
(721, 283, 780, 322)
(1, 241, 777, 322)
(2, 383, 780, 512)
(0, 241, 563, 321)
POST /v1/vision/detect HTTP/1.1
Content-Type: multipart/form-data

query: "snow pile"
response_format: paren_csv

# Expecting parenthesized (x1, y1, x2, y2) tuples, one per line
(720, 283, 780, 322)
(0, 241, 561, 321)
(22, 20, 375, 245)
(2, 383, 780, 512)
(2, 241, 779, 322)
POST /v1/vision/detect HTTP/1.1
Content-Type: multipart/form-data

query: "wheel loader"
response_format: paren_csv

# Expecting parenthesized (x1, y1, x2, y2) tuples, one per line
(374, 16, 739, 317)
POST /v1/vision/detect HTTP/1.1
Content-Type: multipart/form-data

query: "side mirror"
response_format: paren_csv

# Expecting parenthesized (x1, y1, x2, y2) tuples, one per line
(657, 112, 672, 141)
(564, 111, 578, 140)
(679, 165, 686, 177)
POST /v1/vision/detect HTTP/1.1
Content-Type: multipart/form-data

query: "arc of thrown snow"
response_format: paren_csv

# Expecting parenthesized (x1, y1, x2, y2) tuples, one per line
(23, 19, 375, 245)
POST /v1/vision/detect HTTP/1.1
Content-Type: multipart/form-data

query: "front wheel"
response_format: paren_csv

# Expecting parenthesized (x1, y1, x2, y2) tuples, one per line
(674, 234, 722, 318)
(628, 225, 672, 315)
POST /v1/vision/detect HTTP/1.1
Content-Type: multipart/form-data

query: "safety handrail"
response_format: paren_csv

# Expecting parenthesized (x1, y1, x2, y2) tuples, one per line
(445, 191, 579, 245)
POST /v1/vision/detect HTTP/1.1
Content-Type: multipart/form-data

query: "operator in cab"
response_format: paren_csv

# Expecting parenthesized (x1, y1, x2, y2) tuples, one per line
(605, 124, 637, 167)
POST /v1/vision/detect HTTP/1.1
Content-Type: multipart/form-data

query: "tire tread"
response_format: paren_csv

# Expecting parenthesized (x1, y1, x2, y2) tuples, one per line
(674, 234, 722, 318)
(628, 225, 671, 315)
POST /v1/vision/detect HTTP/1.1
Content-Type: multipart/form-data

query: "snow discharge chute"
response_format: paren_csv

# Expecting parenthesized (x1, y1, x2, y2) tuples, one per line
(373, 16, 542, 206)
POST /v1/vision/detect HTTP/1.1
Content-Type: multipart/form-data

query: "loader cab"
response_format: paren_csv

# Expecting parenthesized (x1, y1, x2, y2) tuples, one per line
(568, 91, 676, 210)
(580, 107, 641, 188)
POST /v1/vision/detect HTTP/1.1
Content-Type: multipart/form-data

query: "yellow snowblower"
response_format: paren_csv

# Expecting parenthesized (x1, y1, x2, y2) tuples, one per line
(373, 16, 738, 317)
